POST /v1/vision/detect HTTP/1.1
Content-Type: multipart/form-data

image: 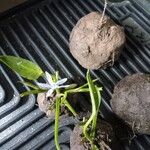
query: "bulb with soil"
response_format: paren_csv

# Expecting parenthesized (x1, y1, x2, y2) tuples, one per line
(69, 12, 126, 70)
(70, 119, 114, 150)
(111, 73, 150, 135)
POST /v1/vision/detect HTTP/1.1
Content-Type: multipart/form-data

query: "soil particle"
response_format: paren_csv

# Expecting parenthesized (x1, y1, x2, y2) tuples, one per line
(69, 12, 125, 69)
(111, 73, 150, 134)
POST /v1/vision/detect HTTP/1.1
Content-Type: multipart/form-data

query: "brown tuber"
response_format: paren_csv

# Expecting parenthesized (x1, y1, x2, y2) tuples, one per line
(111, 73, 150, 135)
(70, 120, 114, 150)
(69, 12, 125, 69)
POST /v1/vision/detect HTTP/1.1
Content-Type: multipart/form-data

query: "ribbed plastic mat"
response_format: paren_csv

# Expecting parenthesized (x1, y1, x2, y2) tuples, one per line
(0, 0, 150, 149)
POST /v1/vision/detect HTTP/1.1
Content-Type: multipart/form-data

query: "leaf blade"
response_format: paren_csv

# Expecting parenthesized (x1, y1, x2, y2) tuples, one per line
(0, 55, 43, 80)
(86, 70, 99, 110)
(86, 70, 102, 112)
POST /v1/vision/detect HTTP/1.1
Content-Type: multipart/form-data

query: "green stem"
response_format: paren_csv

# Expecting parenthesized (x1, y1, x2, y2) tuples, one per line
(54, 72, 61, 150)
(83, 85, 97, 144)
(82, 70, 102, 149)
(54, 97, 61, 150)
(64, 99, 77, 116)
(66, 87, 102, 94)
(62, 92, 77, 116)
(83, 113, 95, 143)
(91, 114, 97, 138)
(91, 86, 101, 138)
(65, 79, 99, 93)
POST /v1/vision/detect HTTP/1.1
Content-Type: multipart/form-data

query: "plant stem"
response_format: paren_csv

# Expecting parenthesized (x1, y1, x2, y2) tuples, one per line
(54, 72, 61, 150)
(91, 114, 97, 138)
(66, 87, 102, 94)
(65, 79, 99, 93)
(82, 70, 102, 149)
(83, 81, 97, 143)
(83, 113, 95, 143)
(64, 99, 77, 116)
(54, 96, 61, 150)
(62, 92, 77, 116)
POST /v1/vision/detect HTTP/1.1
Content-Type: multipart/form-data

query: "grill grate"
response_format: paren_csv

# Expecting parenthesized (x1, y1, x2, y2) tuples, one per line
(0, 0, 150, 149)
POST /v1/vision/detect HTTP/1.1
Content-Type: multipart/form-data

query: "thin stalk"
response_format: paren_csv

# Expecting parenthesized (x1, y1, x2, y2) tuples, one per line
(83, 113, 95, 144)
(92, 86, 101, 138)
(65, 79, 99, 93)
(54, 97, 61, 150)
(62, 92, 77, 116)
(64, 99, 77, 116)
(91, 114, 98, 138)
(83, 93, 96, 146)
(83, 70, 102, 149)
(76, 79, 98, 89)
(66, 87, 102, 94)
(54, 72, 61, 150)
(83, 75, 97, 143)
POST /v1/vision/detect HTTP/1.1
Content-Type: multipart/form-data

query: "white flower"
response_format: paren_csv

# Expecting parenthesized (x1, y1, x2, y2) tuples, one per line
(37, 71, 70, 97)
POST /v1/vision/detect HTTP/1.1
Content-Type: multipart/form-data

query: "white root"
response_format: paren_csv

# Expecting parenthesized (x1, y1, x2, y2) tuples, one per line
(100, 141, 112, 150)
(100, 0, 108, 25)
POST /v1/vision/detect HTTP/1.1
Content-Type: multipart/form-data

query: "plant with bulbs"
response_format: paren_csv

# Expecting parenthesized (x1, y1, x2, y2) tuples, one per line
(0, 55, 103, 150)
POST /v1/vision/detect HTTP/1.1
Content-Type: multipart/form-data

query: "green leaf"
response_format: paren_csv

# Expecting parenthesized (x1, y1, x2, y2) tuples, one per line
(86, 70, 101, 111)
(95, 85, 101, 112)
(84, 70, 102, 143)
(0, 55, 43, 80)
(20, 89, 46, 97)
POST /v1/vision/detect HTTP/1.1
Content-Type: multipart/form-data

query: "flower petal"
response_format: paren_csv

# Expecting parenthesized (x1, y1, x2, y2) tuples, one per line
(46, 89, 54, 97)
(37, 82, 51, 89)
(45, 71, 53, 85)
(56, 78, 67, 85)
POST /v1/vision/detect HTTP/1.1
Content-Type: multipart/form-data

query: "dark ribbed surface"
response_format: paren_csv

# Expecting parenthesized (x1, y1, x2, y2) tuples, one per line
(0, 0, 149, 149)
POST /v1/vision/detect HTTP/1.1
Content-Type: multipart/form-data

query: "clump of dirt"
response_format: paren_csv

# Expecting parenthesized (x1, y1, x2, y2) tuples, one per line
(70, 119, 114, 150)
(37, 92, 56, 118)
(69, 11, 125, 69)
(111, 73, 150, 135)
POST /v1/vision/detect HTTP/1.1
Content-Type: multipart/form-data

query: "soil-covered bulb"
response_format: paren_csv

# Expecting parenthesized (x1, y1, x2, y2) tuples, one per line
(69, 12, 125, 69)
(70, 120, 114, 150)
(111, 73, 150, 135)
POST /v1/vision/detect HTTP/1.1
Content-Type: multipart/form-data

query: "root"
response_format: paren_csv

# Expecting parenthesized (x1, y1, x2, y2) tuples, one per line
(100, 141, 111, 150)
(111, 51, 115, 66)
(128, 121, 137, 143)
(100, 0, 108, 25)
